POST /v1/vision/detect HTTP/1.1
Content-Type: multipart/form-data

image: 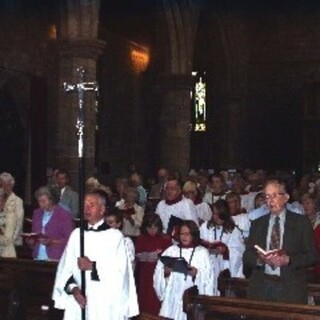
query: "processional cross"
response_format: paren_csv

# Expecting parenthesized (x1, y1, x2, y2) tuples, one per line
(63, 67, 98, 320)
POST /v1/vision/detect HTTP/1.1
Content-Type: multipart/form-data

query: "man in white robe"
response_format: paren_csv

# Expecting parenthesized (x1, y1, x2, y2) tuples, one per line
(156, 179, 199, 234)
(52, 192, 139, 320)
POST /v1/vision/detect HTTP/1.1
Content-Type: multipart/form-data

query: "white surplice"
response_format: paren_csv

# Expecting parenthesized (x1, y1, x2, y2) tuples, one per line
(156, 198, 199, 233)
(52, 228, 139, 320)
(199, 222, 245, 296)
(195, 201, 212, 223)
(232, 213, 251, 239)
(153, 244, 213, 320)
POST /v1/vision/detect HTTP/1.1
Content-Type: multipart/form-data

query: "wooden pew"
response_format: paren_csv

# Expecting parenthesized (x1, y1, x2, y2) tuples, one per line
(0, 258, 62, 320)
(219, 277, 320, 305)
(183, 286, 320, 320)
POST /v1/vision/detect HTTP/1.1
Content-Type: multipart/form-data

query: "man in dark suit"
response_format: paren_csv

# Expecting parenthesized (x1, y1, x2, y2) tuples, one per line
(56, 169, 79, 219)
(243, 179, 317, 304)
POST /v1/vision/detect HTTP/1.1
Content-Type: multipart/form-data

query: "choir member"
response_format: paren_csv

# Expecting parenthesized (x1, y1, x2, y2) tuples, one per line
(135, 214, 171, 315)
(153, 220, 213, 320)
(200, 199, 245, 296)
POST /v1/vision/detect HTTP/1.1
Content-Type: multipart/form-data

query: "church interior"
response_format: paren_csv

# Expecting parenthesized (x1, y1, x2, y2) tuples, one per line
(0, 0, 319, 198)
(0, 1, 320, 319)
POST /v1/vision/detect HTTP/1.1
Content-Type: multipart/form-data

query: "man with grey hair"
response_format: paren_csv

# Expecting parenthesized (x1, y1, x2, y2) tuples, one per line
(53, 191, 139, 319)
(0, 172, 24, 247)
(244, 179, 317, 304)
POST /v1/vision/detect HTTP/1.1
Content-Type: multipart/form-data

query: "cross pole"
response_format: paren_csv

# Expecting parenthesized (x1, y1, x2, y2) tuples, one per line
(63, 67, 98, 320)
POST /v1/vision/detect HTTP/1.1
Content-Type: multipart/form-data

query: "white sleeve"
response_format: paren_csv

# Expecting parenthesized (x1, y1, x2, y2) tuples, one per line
(185, 200, 199, 225)
(52, 230, 79, 310)
(153, 247, 174, 301)
(228, 229, 245, 278)
(193, 248, 214, 296)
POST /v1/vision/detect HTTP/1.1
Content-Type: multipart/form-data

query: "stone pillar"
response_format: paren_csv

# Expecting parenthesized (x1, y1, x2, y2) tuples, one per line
(51, 39, 105, 188)
(219, 95, 246, 169)
(158, 74, 193, 176)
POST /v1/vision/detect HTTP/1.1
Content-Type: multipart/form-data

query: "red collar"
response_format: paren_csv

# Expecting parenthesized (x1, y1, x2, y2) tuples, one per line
(165, 194, 183, 205)
(179, 243, 197, 249)
(193, 196, 202, 205)
(120, 207, 135, 215)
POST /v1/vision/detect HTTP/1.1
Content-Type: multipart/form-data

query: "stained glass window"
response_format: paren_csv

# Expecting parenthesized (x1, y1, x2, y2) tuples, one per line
(191, 71, 206, 132)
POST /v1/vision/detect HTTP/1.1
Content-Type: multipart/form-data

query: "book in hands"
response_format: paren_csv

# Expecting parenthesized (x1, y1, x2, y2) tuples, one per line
(254, 244, 284, 256)
(136, 251, 159, 262)
(21, 233, 48, 240)
(160, 256, 190, 275)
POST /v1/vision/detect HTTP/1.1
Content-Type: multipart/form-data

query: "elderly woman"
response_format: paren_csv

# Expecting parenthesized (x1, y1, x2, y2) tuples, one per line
(26, 186, 74, 261)
(183, 181, 212, 224)
(116, 187, 144, 238)
(0, 172, 24, 246)
(0, 188, 18, 257)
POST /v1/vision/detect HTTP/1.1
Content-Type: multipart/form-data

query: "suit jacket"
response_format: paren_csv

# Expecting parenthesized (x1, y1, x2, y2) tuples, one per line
(4, 192, 24, 246)
(243, 210, 317, 303)
(60, 186, 79, 218)
(31, 205, 74, 260)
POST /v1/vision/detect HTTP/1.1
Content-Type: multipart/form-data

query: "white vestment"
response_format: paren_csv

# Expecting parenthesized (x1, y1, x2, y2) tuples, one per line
(153, 245, 213, 320)
(232, 213, 251, 239)
(52, 228, 139, 320)
(195, 201, 212, 223)
(199, 222, 245, 295)
(202, 192, 226, 205)
(156, 198, 199, 233)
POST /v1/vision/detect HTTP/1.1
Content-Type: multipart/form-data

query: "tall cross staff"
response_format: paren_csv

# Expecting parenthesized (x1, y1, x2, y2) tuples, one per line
(64, 67, 98, 320)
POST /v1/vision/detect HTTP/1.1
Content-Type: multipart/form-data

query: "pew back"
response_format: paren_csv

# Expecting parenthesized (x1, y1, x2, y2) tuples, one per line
(0, 258, 60, 320)
(183, 286, 320, 320)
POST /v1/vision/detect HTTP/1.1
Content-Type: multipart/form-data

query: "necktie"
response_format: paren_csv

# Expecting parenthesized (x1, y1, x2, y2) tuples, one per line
(270, 216, 280, 250)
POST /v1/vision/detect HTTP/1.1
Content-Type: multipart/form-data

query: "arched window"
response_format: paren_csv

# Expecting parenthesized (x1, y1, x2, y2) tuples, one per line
(191, 71, 206, 132)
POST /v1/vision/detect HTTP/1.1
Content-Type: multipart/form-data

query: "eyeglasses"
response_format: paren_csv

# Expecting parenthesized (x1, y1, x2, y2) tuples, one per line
(264, 193, 285, 200)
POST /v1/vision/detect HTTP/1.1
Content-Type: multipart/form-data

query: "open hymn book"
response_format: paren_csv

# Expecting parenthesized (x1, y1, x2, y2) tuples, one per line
(254, 245, 284, 256)
(21, 233, 48, 240)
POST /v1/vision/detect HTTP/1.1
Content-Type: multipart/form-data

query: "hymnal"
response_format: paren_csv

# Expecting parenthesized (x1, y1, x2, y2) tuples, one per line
(21, 233, 47, 240)
(254, 244, 280, 256)
(160, 256, 190, 275)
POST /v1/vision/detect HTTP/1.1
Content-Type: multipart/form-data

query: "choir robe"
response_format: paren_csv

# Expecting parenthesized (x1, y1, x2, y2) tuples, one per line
(153, 244, 213, 320)
(52, 227, 139, 320)
(232, 213, 251, 239)
(156, 197, 199, 233)
(195, 201, 212, 223)
(199, 222, 245, 296)
(135, 233, 172, 315)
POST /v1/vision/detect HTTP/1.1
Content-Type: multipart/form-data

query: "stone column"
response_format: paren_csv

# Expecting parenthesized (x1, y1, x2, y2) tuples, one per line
(218, 95, 246, 169)
(51, 39, 105, 188)
(158, 74, 193, 176)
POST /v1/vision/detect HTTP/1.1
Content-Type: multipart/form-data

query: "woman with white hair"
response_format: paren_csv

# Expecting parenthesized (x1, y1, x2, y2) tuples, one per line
(0, 188, 18, 257)
(0, 172, 24, 247)
(183, 181, 212, 224)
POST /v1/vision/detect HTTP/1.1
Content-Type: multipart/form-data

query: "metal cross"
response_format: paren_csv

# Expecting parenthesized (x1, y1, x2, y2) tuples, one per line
(63, 66, 98, 158)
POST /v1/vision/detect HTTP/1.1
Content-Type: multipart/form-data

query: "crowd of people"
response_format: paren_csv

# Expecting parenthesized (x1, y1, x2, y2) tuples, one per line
(0, 167, 319, 319)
